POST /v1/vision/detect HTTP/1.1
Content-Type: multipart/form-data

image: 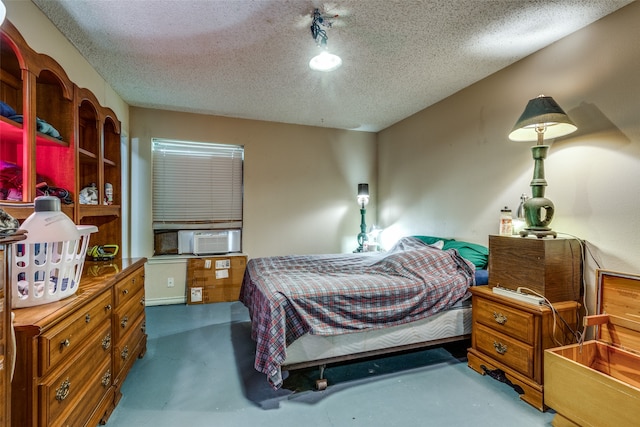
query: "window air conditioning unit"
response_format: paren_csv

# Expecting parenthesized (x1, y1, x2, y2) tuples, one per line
(178, 230, 241, 255)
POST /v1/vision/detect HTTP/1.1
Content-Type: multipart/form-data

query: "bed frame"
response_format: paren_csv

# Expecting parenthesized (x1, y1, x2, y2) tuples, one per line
(281, 299, 472, 389)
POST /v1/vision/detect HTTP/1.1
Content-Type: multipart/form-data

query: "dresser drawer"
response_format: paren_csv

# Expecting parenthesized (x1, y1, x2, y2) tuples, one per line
(475, 323, 534, 377)
(39, 320, 112, 427)
(114, 268, 144, 307)
(475, 297, 534, 344)
(114, 314, 146, 378)
(113, 287, 145, 343)
(39, 291, 113, 376)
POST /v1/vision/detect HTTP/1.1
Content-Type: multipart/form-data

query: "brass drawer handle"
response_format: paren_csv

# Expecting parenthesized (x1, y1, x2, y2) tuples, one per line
(121, 315, 129, 329)
(105, 304, 112, 311)
(102, 334, 111, 350)
(122, 289, 129, 295)
(101, 370, 111, 387)
(56, 378, 71, 401)
(493, 311, 507, 325)
(121, 345, 129, 361)
(141, 321, 147, 334)
(85, 313, 91, 323)
(140, 297, 145, 306)
(60, 339, 71, 349)
(493, 341, 508, 355)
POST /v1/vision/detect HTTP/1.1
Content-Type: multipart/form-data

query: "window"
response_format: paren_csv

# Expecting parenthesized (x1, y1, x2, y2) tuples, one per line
(151, 138, 244, 254)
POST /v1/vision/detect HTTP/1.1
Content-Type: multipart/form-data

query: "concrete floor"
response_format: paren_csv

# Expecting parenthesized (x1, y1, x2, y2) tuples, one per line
(104, 302, 555, 426)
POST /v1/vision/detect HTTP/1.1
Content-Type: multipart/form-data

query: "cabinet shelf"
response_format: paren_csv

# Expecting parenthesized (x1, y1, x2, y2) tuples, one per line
(0, 202, 74, 220)
(0, 118, 69, 147)
(78, 204, 121, 220)
(78, 147, 98, 160)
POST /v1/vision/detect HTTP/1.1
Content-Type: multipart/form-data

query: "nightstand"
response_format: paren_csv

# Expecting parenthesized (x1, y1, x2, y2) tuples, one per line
(487, 235, 583, 302)
(467, 286, 579, 411)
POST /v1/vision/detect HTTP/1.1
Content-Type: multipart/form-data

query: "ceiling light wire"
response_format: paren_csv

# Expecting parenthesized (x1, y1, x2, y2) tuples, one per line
(310, 8, 335, 47)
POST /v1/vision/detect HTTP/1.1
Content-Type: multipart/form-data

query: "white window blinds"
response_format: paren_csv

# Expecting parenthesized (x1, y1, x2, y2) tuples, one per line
(152, 139, 243, 226)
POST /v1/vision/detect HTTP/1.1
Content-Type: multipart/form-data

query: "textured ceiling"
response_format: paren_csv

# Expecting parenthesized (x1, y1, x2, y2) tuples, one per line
(32, 0, 633, 132)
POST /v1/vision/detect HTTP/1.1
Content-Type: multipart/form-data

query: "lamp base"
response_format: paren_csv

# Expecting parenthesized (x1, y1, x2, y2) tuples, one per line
(519, 228, 557, 238)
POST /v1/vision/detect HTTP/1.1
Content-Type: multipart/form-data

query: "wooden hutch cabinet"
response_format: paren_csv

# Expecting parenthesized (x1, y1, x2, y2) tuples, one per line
(0, 19, 122, 250)
(1, 19, 142, 426)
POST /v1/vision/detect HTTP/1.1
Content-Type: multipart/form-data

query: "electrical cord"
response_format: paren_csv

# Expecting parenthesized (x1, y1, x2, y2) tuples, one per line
(553, 231, 600, 344)
(517, 286, 583, 346)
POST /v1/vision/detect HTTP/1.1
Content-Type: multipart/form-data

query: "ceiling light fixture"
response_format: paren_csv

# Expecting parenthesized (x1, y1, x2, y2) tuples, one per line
(309, 8, 342, 72)
(0, 0, 6, 25)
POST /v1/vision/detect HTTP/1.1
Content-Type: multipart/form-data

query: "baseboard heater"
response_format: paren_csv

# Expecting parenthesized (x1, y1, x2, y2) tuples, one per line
(178, 230, 241, 255)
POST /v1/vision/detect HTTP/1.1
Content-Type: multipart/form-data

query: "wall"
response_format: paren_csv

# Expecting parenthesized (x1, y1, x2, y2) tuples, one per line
(130, 108, 377, 303)
(378, 1, 640, 314)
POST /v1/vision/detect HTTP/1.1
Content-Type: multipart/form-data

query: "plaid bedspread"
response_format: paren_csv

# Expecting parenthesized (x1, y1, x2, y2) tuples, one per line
(239, 236, 475, 389)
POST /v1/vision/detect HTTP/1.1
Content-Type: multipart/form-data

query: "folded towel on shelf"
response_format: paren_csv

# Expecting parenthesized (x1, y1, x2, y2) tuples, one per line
(0, 101, 17, 118)
(6, 115, 63, 139)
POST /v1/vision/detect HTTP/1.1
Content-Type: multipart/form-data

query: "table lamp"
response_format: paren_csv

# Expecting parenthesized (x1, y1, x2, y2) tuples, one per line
(508, 95, 577, 238)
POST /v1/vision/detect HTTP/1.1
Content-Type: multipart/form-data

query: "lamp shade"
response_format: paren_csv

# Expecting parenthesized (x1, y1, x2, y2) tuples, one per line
(0, 0, 6, 25)
(357, 183, 369, 197)
(357, 183, 369, 207)
(508, 95, 577, 142)
(309, 50, 342, 72)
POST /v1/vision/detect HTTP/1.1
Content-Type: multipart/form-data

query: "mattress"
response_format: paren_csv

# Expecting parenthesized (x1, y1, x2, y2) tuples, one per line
(283, 298, 472, 367)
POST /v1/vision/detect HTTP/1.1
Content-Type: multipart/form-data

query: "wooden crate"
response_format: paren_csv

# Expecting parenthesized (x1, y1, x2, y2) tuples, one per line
(544, 270, 640, 426)
(488, 235, 582, 302)
(186, 255, 247, 304)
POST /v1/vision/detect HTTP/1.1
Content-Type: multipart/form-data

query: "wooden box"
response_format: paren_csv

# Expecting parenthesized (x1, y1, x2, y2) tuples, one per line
(544, 270, 640, 427)
(488, 235, 582, 302)
(186, 255, 247, 304)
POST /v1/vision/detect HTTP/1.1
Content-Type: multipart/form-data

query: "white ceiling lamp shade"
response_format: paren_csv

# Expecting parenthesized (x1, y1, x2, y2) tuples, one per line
(309, 8, 342, 72)
(0, 0, 6, 25)
(309, 50, 342, 72)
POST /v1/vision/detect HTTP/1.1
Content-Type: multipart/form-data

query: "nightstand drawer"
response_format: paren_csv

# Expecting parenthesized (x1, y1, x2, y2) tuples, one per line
(475, 323, 534, 378)
(475, 297, 534, 344)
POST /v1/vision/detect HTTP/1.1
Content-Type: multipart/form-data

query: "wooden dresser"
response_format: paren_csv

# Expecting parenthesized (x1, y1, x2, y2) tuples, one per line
(467, 286, 579, 410)
(11, 257, 146, 427)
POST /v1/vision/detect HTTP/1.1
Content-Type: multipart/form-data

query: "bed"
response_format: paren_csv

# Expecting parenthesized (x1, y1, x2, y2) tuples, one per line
(239, 236, 488, 390)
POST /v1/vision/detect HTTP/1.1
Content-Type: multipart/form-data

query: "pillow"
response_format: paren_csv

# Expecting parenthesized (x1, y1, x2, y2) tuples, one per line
(412, 235, 489, 269)
(428, 239, 444, 250)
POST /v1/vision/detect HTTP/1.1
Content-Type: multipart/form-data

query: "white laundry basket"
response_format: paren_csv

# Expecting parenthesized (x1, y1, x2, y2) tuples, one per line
(11, 196, 97, 308)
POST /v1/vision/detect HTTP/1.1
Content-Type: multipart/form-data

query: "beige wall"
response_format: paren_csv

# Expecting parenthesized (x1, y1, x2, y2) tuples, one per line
(378, 1, 640, 314)
(130, 108, 376, 303)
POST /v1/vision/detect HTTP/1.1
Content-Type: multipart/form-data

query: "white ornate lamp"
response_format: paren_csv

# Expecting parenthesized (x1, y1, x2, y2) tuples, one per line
(509, 95, 577, 238)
